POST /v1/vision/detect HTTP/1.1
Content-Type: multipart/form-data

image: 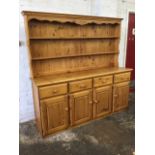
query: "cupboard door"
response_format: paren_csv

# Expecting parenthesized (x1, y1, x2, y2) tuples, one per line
(70, 90, 93, 126)
(41, 95, 69, 136)
(113, 82, 129, 112)
(93, 86, 112, 118)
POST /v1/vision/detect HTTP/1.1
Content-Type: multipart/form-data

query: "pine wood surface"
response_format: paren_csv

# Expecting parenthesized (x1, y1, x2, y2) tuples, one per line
(70, 90, 93, 126)
(93, 85, 112, 118)
(39, 83, 67, 99)
(22, 11, 133, 137)
(40, 95, 69, 135)
(22, 11, 122, 25)
(34, 67, 132, 86)
(23, 11, 122, 78)
(113, 82, 130, 112)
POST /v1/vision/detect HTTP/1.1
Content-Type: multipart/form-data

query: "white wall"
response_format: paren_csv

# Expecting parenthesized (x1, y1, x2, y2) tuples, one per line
(117, 0, 135, 67)
(19, 0, 135, 122)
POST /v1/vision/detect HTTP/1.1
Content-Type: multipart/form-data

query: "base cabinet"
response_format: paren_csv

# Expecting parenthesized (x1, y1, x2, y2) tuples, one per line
(113, 82, 129, 112)
(33, 71, 131, 137)
(93, 86, 112, 118)
(70, 90, 93, 126)
(40, 95, 69, 136)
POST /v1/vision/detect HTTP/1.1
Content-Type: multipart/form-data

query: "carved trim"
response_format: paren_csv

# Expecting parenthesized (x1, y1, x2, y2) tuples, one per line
(28, 17, 121, 25)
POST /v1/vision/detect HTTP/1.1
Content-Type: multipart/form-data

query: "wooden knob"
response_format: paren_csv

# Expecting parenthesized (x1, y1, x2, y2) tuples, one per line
(99, 78, 106, 83)
(80, 84, 86, 88)
(94, 100, 98, 104)
(53, 90, 57, 93)
(89, 101, 93, 105)
(114, 94, 118, 98)
(65, 107, 69, 111)
(102, 80, 106, 83)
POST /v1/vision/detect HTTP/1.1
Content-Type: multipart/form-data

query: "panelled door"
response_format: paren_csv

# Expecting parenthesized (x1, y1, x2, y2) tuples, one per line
(93, 86, 112, 118)
(70, 90, 93, 126)
(113, 82, 129, 112)
(41, 95, 69, 136)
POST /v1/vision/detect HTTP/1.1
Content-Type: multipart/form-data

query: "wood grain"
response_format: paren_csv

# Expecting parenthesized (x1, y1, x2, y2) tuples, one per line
(114, 72, 131, 83)
(39, 83, 67, 99)
(70, 90, 92, 126)
(23, 11, 132, 137)
(23, 11, 122, 77)
(113, 82, 130, 112)
(40, 95, 69, 135)
(69, 79, 92, 93)
(94, 75, 113, 87)
(34, 67, 132, 86)
(93, 86, 112, 118)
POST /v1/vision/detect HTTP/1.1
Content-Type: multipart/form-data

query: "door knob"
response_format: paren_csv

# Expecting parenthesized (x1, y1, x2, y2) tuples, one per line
(65, 107, 69, 111)
(114, 94, 118, 98)
(89, 101, 93, 105)
(94, 100, 98, 104)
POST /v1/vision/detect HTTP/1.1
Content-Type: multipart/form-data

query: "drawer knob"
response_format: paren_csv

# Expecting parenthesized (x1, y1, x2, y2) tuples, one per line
(80, 84, 86, 88)
(102, 80, 106, 83)
(53, 90, 58, 93)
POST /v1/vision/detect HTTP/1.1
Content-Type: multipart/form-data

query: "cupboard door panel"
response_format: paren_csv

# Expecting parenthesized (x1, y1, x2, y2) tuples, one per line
(93, 86, 112, 118)
(113, 82, 129, 112)
(41, 95, 69, 136)
(70, 90, 93, 126)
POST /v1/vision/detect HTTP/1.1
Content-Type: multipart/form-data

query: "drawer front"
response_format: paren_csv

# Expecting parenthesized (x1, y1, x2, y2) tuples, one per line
(69, 79, 92, 93)
(94, 75, 113, 87)
(39, 83, 67, 99)
(114, 72, 131, 83)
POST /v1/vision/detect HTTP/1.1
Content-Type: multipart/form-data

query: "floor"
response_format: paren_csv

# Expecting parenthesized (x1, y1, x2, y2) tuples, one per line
(19, 93, 135, 155)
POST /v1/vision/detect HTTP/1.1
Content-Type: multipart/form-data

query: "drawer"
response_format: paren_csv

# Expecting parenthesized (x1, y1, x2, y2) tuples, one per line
(39, 83, 67, 99)
(94, 75, 113, 87)
(114, 72, 131, 83)
(69, 79, 92, 93)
